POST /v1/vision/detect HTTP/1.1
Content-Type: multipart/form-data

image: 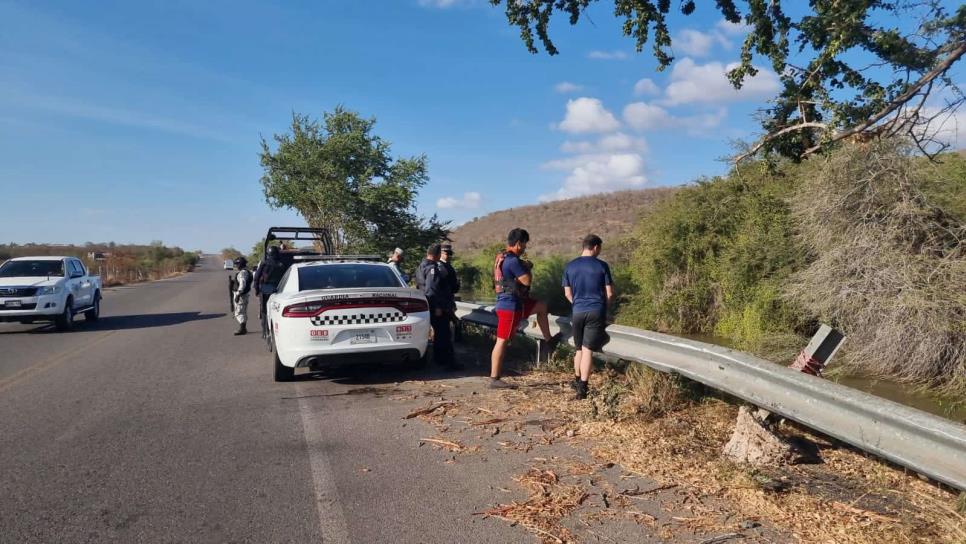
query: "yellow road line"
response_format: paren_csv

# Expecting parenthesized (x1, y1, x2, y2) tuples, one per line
(0, 331, 117, 393)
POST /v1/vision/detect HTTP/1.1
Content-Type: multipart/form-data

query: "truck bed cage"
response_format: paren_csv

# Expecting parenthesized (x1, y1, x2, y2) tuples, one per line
(264, 227, 333, 255)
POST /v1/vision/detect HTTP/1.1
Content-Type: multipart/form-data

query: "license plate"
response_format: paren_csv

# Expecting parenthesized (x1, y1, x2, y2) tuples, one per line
(5, 300, 21, 308)
(350, 331, 376, 345)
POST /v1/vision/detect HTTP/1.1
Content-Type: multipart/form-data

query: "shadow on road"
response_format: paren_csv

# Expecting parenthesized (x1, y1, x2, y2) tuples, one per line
(294, 351, 490, 386)
(89, 312, 225, 331)
(0, 312, 225, 334)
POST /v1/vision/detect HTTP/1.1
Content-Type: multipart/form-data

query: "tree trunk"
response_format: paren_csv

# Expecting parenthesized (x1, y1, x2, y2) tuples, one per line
(722, 406, 820, 466)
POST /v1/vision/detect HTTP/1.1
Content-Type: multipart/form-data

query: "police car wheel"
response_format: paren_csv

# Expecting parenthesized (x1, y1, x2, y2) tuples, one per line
(272, 335, 294, 382)
(408, 350, 429, 370)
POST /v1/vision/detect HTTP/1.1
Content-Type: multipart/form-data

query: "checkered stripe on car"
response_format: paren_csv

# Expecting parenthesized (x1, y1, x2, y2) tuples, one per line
(309, 311, 406, 326)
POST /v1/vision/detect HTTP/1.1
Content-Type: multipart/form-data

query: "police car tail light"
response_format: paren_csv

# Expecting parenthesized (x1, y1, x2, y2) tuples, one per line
(396, 298, 428, 313)
(282, 301, 325, 317)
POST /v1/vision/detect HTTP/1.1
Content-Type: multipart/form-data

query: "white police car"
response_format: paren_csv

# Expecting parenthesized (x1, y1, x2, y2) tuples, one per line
(266, 256, 430, 381)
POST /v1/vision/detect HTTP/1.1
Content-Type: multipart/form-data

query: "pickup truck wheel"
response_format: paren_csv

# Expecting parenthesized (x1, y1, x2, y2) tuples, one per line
(272, 333, 294, 382)
(84, 292, 101, 322)
(55, 297, 74, 331)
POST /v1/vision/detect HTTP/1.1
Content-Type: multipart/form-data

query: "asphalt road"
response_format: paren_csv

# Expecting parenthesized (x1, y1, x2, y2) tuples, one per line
(0, 258, 527, 544)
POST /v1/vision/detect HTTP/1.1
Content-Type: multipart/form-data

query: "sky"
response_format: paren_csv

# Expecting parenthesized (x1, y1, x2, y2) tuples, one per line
(1, 0, 962, 252)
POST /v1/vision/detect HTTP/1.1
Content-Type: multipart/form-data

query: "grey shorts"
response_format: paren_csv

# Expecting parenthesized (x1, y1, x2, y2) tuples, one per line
(572, 311, 609, 351)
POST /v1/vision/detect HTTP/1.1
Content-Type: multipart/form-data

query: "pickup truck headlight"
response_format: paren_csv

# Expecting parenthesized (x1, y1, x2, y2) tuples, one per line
(36, 285, 61, 295)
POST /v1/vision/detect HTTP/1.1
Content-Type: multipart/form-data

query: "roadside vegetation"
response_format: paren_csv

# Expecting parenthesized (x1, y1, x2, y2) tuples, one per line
(0, 242, 199, 286)
(452, 142, 966, 395)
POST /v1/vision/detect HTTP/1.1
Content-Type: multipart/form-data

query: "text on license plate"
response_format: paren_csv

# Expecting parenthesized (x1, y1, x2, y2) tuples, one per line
(350, 331, 377, 345)
(5, 300, 21, 308)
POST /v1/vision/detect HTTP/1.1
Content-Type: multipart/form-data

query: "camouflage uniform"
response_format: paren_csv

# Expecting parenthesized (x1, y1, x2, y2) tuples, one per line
(233, 269, 251, 325)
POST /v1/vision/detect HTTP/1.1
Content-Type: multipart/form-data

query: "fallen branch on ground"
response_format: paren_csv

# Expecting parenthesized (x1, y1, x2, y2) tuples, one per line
(404, 401, 455, 419)
(419, 437, 464, 452)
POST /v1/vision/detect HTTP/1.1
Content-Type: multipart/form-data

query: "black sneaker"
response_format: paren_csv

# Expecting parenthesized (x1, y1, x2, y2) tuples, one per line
(573, 381, 589, 400)
(569, 376, 581, 391)
(487, 378, 517, 390)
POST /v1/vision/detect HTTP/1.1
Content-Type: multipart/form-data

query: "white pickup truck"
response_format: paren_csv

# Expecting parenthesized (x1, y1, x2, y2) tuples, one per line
(0, 256, 102, 331)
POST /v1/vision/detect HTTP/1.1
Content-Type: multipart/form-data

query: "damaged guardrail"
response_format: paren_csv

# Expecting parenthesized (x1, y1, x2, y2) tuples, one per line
(454, 301, 966, 491)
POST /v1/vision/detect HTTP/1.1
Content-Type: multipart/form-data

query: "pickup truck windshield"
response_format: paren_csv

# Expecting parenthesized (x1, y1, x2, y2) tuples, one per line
(298, 264, 403, 290)
(0, 260, 65, 278)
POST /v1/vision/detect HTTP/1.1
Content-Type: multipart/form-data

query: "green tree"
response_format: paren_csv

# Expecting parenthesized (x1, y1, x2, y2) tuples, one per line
(489, 1, 965, 160)
(259, 107, 450, 256)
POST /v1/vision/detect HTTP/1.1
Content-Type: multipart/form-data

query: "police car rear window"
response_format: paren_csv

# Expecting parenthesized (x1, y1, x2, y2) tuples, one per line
(298, 264, 404, 290)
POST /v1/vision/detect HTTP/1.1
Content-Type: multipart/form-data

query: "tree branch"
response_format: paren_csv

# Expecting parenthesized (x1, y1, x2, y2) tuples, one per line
(737, 39, 966, 163)
(800, 40, 966, 158)
(734, 122, 828, 163)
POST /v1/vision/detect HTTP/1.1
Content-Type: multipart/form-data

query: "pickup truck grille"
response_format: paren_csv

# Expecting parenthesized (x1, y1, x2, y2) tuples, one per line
(0, 287, 37, 297)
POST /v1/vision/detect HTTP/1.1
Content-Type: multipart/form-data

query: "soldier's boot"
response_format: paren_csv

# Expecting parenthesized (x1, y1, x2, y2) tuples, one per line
(234, 323, 247, 336)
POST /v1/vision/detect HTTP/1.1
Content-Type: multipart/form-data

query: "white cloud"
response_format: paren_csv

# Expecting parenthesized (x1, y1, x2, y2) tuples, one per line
(540, 131, 650, 201)
(633, 78, 660, 96)
(661, 57, 780, 106)
(554, 81, 583, 94)
(587, 50, 629, 60)
(681, 109, 728, 134)
(557, 97, 621, 134)
(623, 101, 726, 136)
(540, 152, 648, 201)
(560, 132, 648, 154)
(674, 29, 730, 58)
(622, 102, 672, 131)
(716, 19, 753, 36)
(437, 191, 482, 210)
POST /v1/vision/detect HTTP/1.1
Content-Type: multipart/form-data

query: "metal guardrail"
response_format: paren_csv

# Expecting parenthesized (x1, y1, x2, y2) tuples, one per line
(455, 301, 966, 491)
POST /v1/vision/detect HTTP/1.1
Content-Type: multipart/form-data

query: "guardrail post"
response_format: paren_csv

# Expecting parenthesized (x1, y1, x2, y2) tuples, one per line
(789, 324, 846, 376)
(724, 324, 846, 466)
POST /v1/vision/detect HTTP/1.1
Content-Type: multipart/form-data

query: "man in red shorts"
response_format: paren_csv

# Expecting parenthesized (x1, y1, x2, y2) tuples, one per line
(489, 228, 559, 389)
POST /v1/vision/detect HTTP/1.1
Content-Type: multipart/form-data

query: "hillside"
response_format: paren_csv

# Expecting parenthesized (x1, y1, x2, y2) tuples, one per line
(450, 187, 678, 257)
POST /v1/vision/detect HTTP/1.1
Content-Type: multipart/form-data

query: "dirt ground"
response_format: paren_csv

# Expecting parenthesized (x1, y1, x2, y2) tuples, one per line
(388, 335, 966, 543)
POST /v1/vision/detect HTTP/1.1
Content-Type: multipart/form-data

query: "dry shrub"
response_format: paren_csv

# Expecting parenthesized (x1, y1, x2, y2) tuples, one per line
(788, 139, 966, 392)
(624, 365, 700, 418)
